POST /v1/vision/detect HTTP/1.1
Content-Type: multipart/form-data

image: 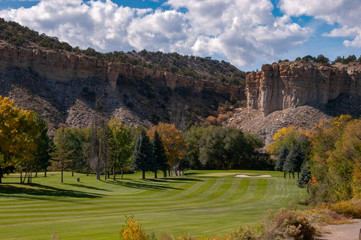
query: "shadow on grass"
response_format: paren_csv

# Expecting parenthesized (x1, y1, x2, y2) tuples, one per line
(183, 172, 201, 176)
(166, 178, 203, 182)
(106, 179, 183, 191)
(63, 183, 111, 192)
(0, 183, 103, 199)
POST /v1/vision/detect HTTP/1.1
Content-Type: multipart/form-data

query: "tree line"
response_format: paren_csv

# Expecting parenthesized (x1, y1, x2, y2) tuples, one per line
(268, 115, 361, 203)
(0, 97, 268, 183)
(277, 54, 361, 64)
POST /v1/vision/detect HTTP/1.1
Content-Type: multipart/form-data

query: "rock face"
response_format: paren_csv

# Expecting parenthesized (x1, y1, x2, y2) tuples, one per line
(0, 41, 244, 134)
(0, 41, 242, 97)
(247, 62, 361, 116)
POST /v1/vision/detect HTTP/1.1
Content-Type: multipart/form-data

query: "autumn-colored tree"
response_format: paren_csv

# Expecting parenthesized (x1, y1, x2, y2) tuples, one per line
(147, 123, 186, 176)
(0, 96, 39, 183)
(266, 126, 302, 155)
(308, 115, 359, 202)
(120, 216, 148, 240)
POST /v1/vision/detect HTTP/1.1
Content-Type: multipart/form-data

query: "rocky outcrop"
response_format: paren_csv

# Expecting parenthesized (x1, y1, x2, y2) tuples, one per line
(0, 41, 243, 97)
(247, 62, 361, 116)
(0, 41, 245, 134)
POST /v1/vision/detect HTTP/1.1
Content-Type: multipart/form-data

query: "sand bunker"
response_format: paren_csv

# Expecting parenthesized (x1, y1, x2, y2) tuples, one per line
(235, 174, 271, 178)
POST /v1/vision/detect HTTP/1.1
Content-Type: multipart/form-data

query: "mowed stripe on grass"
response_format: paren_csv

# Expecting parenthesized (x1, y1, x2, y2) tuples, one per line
(0, 170, 306, 239)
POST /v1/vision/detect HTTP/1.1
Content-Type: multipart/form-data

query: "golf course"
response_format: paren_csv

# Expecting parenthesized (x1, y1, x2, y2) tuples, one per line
(0, 170, 307, 239)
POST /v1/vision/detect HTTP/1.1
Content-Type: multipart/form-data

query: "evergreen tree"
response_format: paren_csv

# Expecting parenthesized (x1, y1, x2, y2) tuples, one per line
(298, 161, 311, 188)
(275, 145, 289, 178)
(153, 131, 168, 178)
(33, 118, 51, 177)
(283, 151, 295, 178)
(132, 131, 155, 179)
(291, 143, 307, 178)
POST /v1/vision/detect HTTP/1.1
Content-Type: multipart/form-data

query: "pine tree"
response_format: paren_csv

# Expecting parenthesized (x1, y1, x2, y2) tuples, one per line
(132, 131, 155, 179)
(283, 150, 295, 178)
(291, 143, 307, 178)
(298, 161, 311, 188)
(275, 145, 289, 178)
(33, 118, 51, 177)
(153, 131, 168, 178)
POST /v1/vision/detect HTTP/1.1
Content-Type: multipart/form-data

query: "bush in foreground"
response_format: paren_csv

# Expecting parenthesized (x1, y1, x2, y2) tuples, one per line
(262, 208, 315, 240)
(120, 209, 319, 240)
(120, 216, 148, 240)
(324, 199, 361, 218)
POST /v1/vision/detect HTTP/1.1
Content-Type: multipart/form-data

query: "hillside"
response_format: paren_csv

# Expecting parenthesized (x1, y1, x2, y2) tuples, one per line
(2, 18, 361, 142)
(0, 18, 245, 86)
(0, 18, 245, 134)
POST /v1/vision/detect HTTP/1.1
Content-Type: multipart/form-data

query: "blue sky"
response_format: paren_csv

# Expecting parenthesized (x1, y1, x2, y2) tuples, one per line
(0, 0, 360, 71)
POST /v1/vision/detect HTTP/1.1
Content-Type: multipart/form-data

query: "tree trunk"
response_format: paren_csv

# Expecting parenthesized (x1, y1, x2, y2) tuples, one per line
(113, 167, 116, 180)
(121, 168, 124, 180)
(283, 172, 286, 179)
(27, 172, 32, 184)
(142, 171, 145, 179)
(168, 169, 171, 177)
(96, 170, 101, 180)
(61, 160, 64, 183)
(292, 172, 295, 178)
(163, 170, 167, 178)
(35, 171, 38, 177)
(297, 172, 300, 179)
(44, 169, 47, 177)
(289, 172, 291, 178)
(22, 172, 27, 184)
(72, 171, 74, 177)
(155, 171, 157, 179)
(0, 169, 2, 183)
(20, 172, 22, 183)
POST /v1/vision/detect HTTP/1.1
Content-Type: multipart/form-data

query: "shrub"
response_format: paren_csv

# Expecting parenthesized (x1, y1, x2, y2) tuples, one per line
(263, 208, 315, 240)
(120, 216, 148, 240)
(326, 199, 361, 218)
(303, 208, 348, 226)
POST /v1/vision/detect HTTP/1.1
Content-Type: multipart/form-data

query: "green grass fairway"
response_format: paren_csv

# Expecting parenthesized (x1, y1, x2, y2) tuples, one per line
(0, 170, 306, 239)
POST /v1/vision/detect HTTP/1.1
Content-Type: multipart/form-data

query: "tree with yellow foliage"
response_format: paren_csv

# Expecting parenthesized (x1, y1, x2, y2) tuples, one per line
(0, 96, 39, 183)
(120, 216, 148, 240)
(147, 122, 187, 176)
(266, 126, 303, 155)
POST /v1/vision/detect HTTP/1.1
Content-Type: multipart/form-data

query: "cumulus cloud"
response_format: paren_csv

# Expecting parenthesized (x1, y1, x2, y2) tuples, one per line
(0, 0, 150, 50)
(279, 0, 361, 48)
(0, 0, 311, 67)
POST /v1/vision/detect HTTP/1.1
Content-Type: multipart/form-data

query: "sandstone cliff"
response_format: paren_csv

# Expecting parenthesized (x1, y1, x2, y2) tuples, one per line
(222, 61, 361, 144)
(0, 41, 243, 96)
(247, 62, 361, 116)
(0, 40, 244, 134)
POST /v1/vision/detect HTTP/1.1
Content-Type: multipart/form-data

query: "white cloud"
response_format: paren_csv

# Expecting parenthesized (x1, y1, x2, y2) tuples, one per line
(0, 0, 311, 67)
(279, 0, 361, 48)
